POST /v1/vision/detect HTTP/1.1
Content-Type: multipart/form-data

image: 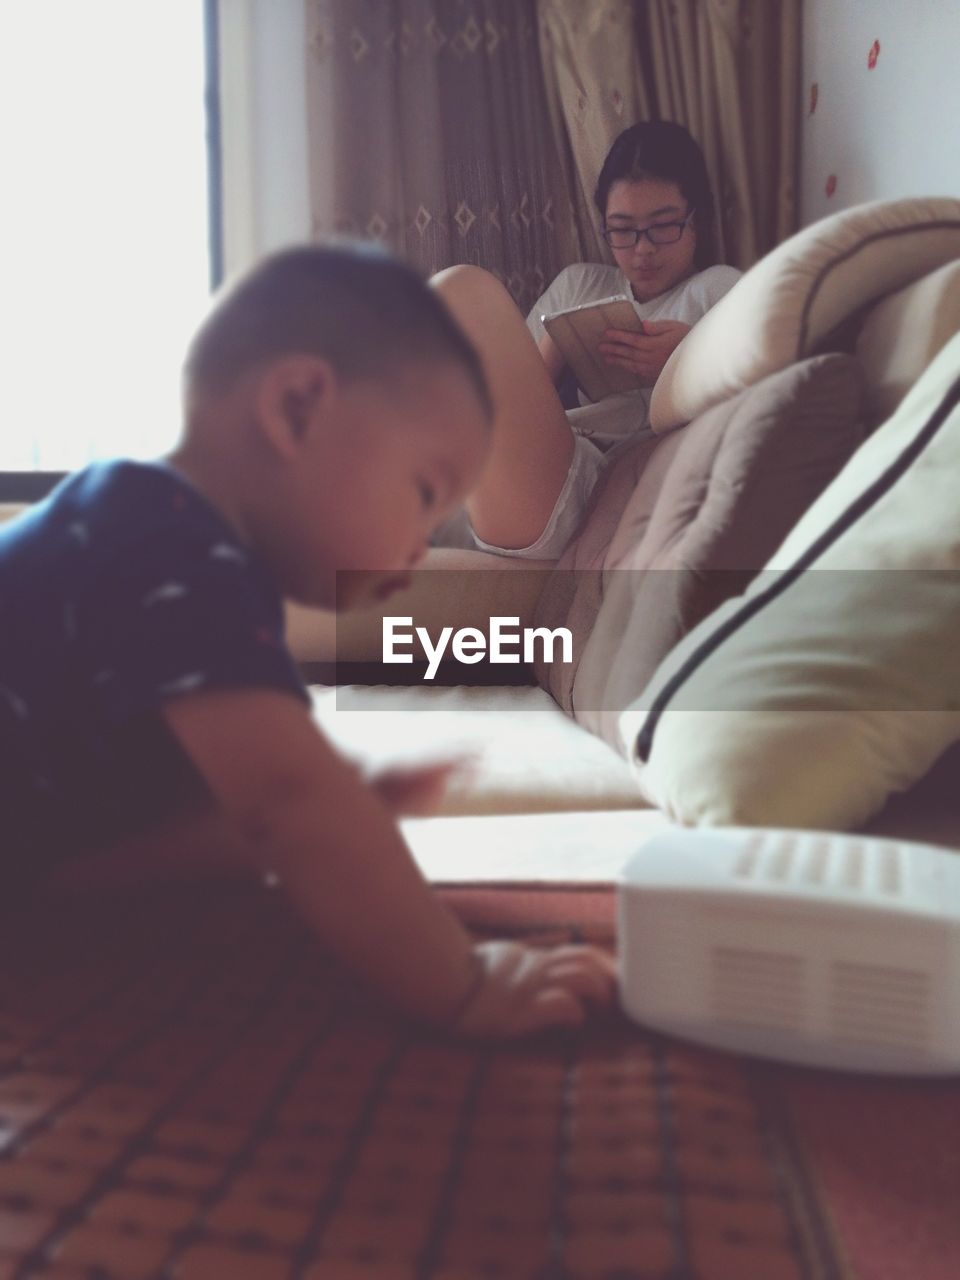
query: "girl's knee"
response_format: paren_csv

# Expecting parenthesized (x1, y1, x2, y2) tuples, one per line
(431, 264, 513, 311)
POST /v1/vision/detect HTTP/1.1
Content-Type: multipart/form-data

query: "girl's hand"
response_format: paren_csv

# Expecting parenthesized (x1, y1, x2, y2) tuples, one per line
(598, 319, 691, 386)
(369, 757, 476, 816)
(453, 940, 618, 1038)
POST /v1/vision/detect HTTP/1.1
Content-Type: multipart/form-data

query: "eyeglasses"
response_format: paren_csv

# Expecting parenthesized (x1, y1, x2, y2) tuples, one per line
(602, 209, 695, 249)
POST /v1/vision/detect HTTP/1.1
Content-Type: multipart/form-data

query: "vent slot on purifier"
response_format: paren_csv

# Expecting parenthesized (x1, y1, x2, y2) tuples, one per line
(830, 961, 931, 1051)
(732, 832, 906, 897)
(709, 946, 806, 1031)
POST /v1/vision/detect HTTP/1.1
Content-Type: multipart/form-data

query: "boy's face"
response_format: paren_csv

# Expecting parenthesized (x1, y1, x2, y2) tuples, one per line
(293, 364, 490, 611)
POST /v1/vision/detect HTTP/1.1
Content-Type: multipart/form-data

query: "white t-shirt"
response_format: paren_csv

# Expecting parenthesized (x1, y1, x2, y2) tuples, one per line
(527, 262, 741, 444)
(527, 261, 741, 346)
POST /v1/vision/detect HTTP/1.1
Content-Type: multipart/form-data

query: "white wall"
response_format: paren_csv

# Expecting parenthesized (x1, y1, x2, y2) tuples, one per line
(802, 0, 960, 225)
(251, 0, 310, 250)
(219, 0, 309, 273)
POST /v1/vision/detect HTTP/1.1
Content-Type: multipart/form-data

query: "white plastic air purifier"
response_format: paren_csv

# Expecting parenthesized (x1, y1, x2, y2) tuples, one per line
(618, 827, 960, 1075)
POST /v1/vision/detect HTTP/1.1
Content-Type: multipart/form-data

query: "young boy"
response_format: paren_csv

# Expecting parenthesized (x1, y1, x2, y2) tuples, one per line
(0, 244, 615, 1037)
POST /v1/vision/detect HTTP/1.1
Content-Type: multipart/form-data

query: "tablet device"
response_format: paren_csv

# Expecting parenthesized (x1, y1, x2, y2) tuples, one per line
(541, 294, 645, 402)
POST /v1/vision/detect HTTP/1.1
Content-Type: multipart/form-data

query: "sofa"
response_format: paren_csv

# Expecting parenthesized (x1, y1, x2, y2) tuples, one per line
(298, 196, 960, 880)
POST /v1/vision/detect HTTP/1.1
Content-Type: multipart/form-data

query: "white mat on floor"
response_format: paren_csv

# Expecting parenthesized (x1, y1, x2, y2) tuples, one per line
(311, 684, 647, 817)
(402, 809, 671, 885)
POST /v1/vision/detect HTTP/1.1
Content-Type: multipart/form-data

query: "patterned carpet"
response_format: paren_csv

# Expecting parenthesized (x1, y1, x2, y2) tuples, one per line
(0, 881, 957, 1279)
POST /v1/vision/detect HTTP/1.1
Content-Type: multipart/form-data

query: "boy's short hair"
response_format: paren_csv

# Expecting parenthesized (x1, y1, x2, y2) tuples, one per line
(184, 242, 492, 418)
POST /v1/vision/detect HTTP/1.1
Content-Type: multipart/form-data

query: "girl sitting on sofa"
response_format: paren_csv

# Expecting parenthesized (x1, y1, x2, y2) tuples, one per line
(431, 121, 741, 561)
(285, 124, 743, 666)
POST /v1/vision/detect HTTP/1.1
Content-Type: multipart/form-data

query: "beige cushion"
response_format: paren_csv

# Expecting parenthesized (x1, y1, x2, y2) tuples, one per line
(534, 356, 864, 738)
(649, 197, 960, 432)
(856, 259, 960, 429)
(622, 331, 960, 831)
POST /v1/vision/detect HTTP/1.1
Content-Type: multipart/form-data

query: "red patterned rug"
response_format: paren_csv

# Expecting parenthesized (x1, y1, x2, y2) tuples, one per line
(0, 881, 957, 1279)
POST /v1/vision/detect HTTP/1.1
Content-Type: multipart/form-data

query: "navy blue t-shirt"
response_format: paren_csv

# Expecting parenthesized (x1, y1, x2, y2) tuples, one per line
(0, 461, 309, 885)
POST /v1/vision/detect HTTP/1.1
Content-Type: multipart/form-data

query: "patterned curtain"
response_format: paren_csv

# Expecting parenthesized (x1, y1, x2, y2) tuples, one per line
(304, 0, 580, 312)
(639, 0, 801, 267)
(535, 1, 654, 263)
(536, 0, 802, 270)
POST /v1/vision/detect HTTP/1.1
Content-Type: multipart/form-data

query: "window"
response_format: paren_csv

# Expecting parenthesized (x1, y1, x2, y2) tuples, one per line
(0, 2, 215, 489)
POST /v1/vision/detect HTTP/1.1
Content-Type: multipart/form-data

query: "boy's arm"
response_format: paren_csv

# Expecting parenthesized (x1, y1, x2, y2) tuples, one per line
(163, 688, 480, 1024)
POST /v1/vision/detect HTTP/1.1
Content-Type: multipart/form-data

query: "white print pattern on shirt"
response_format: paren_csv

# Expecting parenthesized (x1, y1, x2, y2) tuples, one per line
(209, 542, 247, 565)
(142, 582, 189, 608)
(157, 672, 207, 697)
(0, 685, 29, 719)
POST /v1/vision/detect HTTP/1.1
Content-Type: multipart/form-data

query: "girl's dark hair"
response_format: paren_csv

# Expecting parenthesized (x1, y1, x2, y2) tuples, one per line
(185, 242, 492, 418)
(593, 121, 718, 269)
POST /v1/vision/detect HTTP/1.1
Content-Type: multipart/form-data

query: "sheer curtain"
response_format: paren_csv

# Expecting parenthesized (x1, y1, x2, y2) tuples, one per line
(304, 0, 579, 312)
(535, 0, 654, 263)
(638, 0, 801, 266)
(0, 4, 210, 472)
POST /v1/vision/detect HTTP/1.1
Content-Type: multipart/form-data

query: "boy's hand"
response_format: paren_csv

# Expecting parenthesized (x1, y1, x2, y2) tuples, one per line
(453, 940, 618, 1038)
(597, 320, 691, 386)
(369, 757, 475, 816)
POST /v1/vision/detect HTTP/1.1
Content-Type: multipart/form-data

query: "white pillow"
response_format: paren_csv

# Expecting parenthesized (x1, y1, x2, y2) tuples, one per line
(622, 331, 960, 830)
(856, 259, 960, 429)
(650, 197, 960, 432)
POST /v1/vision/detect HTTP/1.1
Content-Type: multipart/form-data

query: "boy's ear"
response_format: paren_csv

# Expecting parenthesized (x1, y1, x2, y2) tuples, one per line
(256, 355, 337, 460)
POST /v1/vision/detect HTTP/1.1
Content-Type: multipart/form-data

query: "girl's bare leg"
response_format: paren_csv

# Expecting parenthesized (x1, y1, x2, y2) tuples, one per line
(431, 265, 574, 550)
